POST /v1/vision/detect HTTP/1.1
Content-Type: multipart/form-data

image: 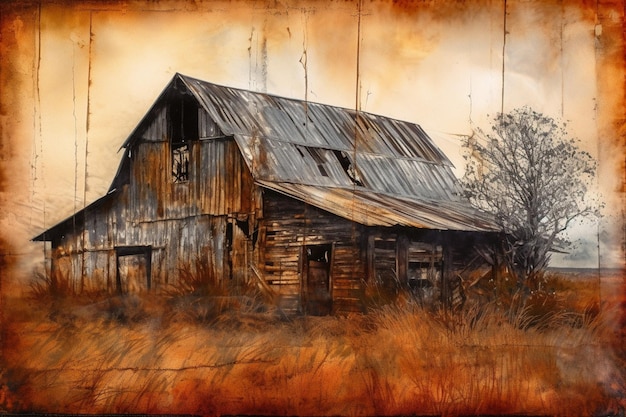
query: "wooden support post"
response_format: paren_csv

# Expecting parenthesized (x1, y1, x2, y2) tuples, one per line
(115, 252, 122, 294)
(493, 240, 501, 301)
(329, 242, 336, 312)
(145, 247, 152, 290)
(441, 233, 452, 308)
(366, 233, 375, 283)
(396, 234, 409, 286)
(50, 247, 58, 294)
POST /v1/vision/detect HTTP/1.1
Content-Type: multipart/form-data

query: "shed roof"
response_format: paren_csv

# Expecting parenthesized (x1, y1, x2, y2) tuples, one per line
(258, 181, 498, 232)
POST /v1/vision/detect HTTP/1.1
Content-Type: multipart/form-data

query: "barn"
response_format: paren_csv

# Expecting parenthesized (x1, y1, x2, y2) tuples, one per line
(33, 73, 501, 315)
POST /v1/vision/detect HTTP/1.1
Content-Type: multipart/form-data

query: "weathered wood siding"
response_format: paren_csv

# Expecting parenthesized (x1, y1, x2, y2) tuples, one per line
(50, 189, 129, 293)
(50, 104, 258, 293)
(129, 106, 253, 221)
(51, 194, 248, 294)
(260, 190, 366, 314)
(197, 137, 254, 216)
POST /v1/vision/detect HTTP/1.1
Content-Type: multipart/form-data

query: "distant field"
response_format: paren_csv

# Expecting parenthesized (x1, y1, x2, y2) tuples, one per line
(547, 266, 621, 286)
(1, 269, 624, 416)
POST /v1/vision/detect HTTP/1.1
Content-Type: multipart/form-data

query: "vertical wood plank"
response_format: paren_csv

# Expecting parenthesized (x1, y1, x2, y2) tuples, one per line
(442, 233, 452, 308)
(366, 233, 375, 283)
(396, 234, 408, 285)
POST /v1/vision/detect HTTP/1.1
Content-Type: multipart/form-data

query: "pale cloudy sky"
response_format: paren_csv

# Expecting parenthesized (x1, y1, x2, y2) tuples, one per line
(1, 0, 623, 289)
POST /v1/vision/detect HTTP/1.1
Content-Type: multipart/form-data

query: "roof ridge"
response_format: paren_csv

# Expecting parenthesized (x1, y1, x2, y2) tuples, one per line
(177, 73, 431, 130)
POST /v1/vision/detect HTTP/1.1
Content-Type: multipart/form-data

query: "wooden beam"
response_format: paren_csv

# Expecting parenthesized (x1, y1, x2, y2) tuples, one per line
(441, 233, 452, 308)
(396, 234, 409, 286)
(366, 234, 375, 283)
(249, 263, 277, 303)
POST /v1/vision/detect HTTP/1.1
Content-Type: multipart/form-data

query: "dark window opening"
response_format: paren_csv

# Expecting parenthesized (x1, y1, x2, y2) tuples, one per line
(170, 95, 198, 183)
(306, 245, 331, 263)
(333, 150, 363, 186)
(226, 222, 233, 249)
(172, 144, 189, 183)
(235, 218, 250, 237)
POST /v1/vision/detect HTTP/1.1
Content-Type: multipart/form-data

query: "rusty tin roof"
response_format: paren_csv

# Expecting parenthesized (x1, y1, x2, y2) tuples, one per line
(35, 73, 498, 241)
(172, 74, 497, 231)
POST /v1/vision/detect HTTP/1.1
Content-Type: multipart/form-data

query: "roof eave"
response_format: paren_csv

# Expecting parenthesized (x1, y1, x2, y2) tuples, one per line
(31, 190, 119, 242)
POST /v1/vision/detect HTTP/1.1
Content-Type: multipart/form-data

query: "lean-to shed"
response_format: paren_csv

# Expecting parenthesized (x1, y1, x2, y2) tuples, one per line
(34, 73, 501, 314)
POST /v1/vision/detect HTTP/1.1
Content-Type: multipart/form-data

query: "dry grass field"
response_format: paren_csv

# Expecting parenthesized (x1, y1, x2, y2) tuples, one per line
(0, 269, 624, 416)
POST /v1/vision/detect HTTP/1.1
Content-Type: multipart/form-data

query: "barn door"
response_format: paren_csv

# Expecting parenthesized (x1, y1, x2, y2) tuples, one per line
(303, 244, 333, 315)
(115, 246, 152, 294)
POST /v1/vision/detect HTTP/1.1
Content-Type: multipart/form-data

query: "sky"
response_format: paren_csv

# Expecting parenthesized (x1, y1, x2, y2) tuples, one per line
(0, 0, 624, 292)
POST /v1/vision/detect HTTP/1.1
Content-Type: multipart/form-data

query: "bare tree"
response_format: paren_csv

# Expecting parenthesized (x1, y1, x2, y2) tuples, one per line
(462, 107, 599, 289)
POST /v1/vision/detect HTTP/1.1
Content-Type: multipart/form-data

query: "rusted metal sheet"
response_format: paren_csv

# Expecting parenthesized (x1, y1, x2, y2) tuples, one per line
(182, 75, 450, 163)
(256, 180, 498, 232)
(169, 74, 496, 231)
(113, 74, 495, 231)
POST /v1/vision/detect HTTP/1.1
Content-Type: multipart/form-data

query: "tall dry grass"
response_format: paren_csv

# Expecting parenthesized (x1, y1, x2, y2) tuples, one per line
(163, 258, 268, 324)
(1, 271, 624, 416)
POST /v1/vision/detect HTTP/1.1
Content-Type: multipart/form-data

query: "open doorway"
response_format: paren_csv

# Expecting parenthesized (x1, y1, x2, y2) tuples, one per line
(115, 246, 152, 294)
(303, 244, 333, 315)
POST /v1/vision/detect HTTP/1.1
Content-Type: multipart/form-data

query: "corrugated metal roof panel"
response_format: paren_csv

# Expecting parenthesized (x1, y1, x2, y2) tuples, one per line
(166, 75, 497, 230)
(181, 75, 452, 160)
(257, 180, 499, 232)
(37, 74, 499, 241)
(181, 76, 465, 200)
(233, 133, 462, 200)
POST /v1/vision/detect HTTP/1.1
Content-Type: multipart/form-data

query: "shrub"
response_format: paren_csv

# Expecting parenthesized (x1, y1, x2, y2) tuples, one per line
(164, 258, 268, 324)
(29, 270, 74, 300)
